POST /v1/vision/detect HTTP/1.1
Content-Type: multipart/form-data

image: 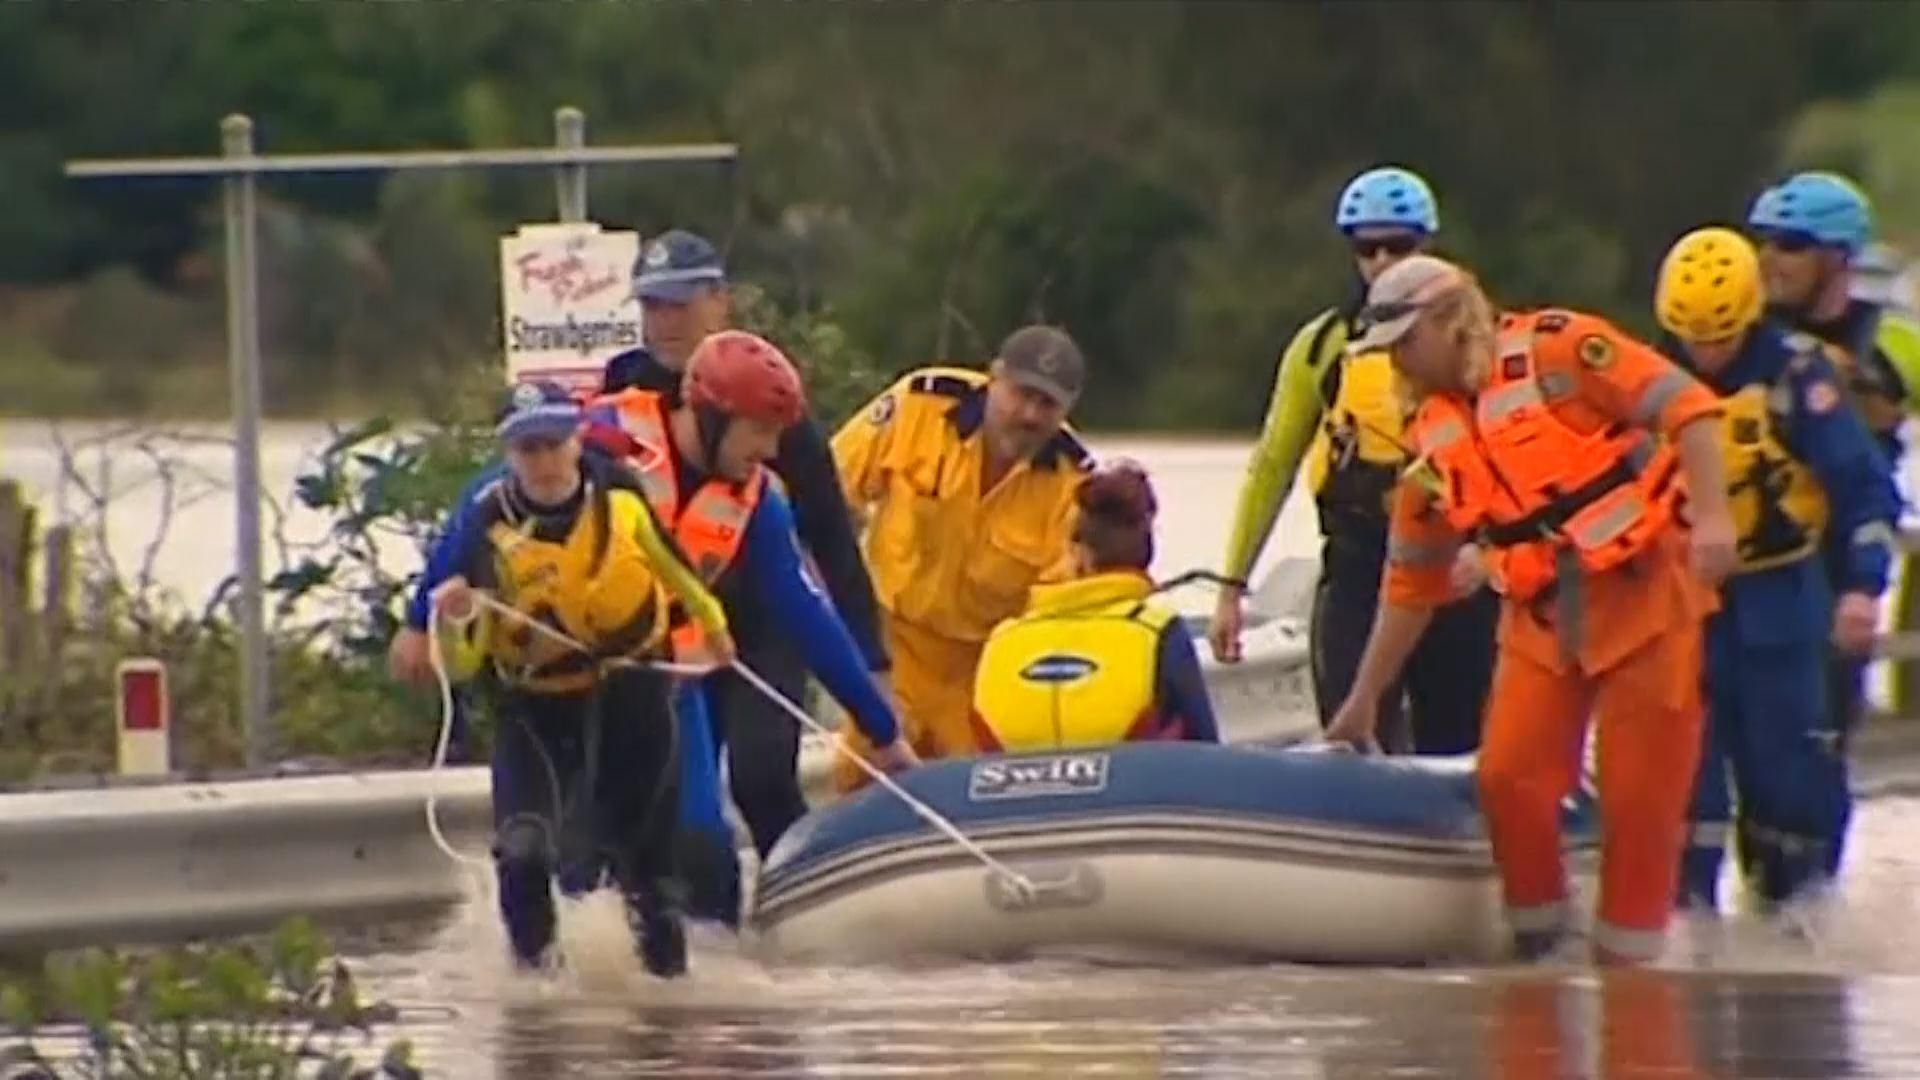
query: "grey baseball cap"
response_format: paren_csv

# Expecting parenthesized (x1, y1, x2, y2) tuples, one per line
(996, 325, 1085, 406)
(1347, 255, 1468, 354)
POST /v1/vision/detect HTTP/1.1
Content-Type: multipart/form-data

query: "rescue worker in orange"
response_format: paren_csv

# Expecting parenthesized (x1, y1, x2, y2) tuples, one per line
(832, 326, 1093, 791)
(970, 460, 1220, 752)
(1324, 255, 1739, 965)
(586, 332, 920, 798)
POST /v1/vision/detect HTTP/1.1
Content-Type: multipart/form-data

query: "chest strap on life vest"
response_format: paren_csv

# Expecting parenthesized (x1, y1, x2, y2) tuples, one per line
(1476, 450, 1645, 548)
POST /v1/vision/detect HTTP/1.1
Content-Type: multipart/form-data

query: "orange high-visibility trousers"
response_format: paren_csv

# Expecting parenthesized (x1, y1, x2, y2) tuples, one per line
(833, 614, 985, 795)
(1476, 615, 1705, 963)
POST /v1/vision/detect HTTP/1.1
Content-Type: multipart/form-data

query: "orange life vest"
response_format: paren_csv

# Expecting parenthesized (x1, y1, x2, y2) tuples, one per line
(1406, 314, 1682, 603)
(588, 388, 765, 663)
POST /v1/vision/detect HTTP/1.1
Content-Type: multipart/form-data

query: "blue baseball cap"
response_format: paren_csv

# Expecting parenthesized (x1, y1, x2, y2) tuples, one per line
(632, 228, 727, 303)
(496, 380, 582, 443)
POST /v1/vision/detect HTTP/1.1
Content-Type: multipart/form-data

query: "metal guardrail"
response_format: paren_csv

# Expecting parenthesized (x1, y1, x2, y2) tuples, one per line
(0, 769, 491, 952)
(0, 622, 1315, 954)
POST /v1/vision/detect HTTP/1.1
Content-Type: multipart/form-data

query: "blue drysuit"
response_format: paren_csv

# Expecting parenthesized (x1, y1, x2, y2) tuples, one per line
(1668, 324, 1898, 909)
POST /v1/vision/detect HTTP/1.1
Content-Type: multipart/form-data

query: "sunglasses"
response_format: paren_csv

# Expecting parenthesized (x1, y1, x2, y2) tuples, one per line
(1351, 235, 1420, 259)
(1756, 229, 1820, 254)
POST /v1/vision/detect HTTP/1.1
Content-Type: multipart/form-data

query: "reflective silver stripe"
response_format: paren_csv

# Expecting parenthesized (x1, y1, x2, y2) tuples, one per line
(1508, 900, 1569, 934)
(636, 466, 676, 512)
(1479, 379, 1543, 423)
(1388, 538, 1453, 568)
(1566, 491, 1646, 549)
(1742, 819, 1824, 856)
(686, 488, 751, 532)
(1632, 370, 1693, 426)
(1854, 521, 1898, 550)
(1537, 369, 1577, 402)
(1689, 821, 1730, 848)
(1419, 417, 1467, 452)
(1592, 919, 1666, 961)
(1620, 433, 1656, 472)
(619, 410, 668, 446)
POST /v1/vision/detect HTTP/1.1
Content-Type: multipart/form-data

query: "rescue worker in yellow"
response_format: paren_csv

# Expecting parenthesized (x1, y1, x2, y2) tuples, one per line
(1208, 166, 1497, 754)
(429, 380, 735, 978)
(1652, 228, 1897, 916)
(831, 325, 1094, 791)
(970, 460, 1220, 750)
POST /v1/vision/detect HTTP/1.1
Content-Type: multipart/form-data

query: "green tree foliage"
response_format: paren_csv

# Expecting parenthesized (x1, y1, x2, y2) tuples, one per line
(0, 918, 417, 1079)
(4, 2, 1919, 428)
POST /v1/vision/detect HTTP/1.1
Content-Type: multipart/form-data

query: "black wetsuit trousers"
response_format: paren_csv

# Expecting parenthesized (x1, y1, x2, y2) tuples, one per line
(1309, 539, 1499, 755)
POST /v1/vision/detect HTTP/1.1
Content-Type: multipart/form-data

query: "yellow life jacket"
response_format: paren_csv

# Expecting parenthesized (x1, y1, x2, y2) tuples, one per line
(1302, 341, 1411, 526)
(1718, 374, 1829, 575)
(971, 572, 1177, 751)
(479, 483, 669, 692)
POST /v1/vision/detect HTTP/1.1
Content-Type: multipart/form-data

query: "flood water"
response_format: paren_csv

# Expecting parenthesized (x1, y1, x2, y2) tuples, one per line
(352, 795, 1920, 1076)
(8, 420, 1920, 1075)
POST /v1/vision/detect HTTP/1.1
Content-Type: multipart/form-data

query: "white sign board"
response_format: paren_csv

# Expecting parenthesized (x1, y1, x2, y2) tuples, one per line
(499, 222, 642, 397)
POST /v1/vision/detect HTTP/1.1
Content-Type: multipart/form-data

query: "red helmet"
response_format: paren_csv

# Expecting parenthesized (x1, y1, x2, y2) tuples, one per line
(682, 331, 806, 427)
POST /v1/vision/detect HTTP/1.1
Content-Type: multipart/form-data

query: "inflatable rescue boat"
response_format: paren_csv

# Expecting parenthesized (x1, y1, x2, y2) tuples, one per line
(753, 742, 1599, 966)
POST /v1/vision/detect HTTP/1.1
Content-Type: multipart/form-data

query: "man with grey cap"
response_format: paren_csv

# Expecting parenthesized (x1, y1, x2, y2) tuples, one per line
(829, 325, 1094, 793)
(597, 228, 889, 920)
(1321, 254, 1737, 965)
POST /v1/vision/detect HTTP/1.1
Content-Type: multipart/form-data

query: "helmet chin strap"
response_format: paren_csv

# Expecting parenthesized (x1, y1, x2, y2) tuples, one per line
(693, 404, 731, 478)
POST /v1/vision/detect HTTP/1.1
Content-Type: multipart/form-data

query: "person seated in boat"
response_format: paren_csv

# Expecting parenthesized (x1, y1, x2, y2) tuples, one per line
(1653, 227, 1895, 916)
(969, 460, 1220, 752)
(424, 379, 737, 978)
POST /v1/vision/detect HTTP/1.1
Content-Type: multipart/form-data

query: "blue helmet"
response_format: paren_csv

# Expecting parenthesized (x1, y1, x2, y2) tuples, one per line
(1747, 171, 1872, 255)
(1334, 166, 1439, 235)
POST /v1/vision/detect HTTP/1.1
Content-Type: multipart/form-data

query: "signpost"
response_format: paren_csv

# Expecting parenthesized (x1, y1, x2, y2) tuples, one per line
(65, 108, 736, 767)
(498, 223, 642, 396)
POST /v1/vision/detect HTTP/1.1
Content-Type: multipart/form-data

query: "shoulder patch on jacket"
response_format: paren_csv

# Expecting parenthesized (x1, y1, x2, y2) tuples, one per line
(866, 393, 898, 426)
(907, 373, 976, 400)
(1577, 334, 1615, 370)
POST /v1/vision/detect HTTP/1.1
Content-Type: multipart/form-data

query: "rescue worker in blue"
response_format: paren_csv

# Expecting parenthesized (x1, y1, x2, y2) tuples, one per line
(600, 230, 890, 919)
(422, 380, 737, 977)
(1747, 172, 1920, 879)
(1653, 228, 1897, 914)
(970, 460, 1220, 751)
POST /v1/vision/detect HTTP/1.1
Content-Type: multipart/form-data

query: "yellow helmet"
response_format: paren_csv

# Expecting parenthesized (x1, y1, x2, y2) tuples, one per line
(1655, 227, 1764, 343)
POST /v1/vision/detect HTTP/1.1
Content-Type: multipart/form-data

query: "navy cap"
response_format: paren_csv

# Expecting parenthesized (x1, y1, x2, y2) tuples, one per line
(496, 380, 582, 443)
(632, 229, 727, 303)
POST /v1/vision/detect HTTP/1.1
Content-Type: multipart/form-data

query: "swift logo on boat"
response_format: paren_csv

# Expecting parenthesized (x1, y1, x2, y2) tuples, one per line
(967, 753, 1111, 800)
(1018, 654, 1098, 683)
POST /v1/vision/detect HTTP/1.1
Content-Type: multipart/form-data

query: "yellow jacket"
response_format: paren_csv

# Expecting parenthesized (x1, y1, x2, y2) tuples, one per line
(833, 366, 1091, 643)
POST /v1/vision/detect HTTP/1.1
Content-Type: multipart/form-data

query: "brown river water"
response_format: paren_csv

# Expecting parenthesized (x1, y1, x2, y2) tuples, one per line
(330, 793, 1920, 1078)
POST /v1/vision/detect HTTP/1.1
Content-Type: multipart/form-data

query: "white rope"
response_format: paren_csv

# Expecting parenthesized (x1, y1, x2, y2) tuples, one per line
(424, 589, 1036, 899)
(425, 602, 496, 871)
(724, 655, 1036, 899)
